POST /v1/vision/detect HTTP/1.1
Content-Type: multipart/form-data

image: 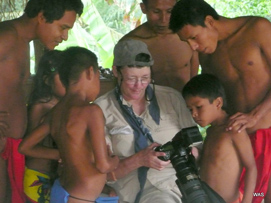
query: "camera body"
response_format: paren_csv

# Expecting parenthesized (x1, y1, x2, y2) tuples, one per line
(155, 126, 225, 203)
(154, 126, 202, 161)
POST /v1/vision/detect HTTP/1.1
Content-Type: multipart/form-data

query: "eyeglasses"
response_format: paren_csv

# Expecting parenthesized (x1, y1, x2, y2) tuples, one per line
(123, 77, 151, 85)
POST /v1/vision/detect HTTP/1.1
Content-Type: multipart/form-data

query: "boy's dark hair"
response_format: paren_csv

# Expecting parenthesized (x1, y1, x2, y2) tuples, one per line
(182, 74, 228, 111)
(24, 0, 84, 23)
(59, 46, 98, 88)
(169, 0, 219, 33)
(28, 50, 63, 105)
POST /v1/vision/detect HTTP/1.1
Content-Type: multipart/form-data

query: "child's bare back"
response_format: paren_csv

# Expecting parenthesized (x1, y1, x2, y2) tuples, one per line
(50, 97, 118, 200)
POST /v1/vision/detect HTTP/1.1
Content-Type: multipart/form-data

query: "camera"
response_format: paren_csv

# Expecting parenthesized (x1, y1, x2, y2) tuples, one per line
(154, 126, 202, 161)
(155, 126, 225, 203)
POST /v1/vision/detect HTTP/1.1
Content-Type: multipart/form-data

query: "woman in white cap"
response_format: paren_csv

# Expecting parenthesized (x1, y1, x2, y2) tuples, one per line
(95, 39, 195, 203)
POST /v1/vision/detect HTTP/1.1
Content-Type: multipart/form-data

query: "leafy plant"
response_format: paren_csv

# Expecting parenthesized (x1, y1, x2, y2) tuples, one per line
(206, 0, 271, 20)
(56, 0, 145, 69)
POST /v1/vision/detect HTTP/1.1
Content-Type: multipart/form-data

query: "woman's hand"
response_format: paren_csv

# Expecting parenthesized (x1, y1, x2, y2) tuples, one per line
(138, 142, 170, 171)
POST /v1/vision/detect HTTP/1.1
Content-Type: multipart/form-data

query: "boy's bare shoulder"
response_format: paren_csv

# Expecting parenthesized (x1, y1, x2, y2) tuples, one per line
(0, 21, 18, 41)
(82, 102, 103, 113)
(228, 126, 250, 143)
(206, 124, 236, 141)
(69, 102, 103, 122)
(240, 16, 271, 36)
(248, 16, 271, 27)
(74, 103, 104, 132)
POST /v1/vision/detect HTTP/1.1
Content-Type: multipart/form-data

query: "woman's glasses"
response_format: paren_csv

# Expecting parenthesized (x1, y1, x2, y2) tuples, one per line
(123, 77, 151, 85)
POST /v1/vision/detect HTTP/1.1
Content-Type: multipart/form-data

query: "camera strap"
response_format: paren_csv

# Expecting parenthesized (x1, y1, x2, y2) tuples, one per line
(115, 85, 160, 203)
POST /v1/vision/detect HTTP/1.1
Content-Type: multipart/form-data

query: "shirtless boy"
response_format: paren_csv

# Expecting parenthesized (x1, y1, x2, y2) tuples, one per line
(170, 0, 271, 202)
(183, 74, 257, 203)
(121, 0, 199, 91)
(19, 47, 119, 203)
(0, 1, 83, 202)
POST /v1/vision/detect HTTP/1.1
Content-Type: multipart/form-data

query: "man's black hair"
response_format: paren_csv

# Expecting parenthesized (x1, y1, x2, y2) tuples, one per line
(169, 0, 219, 33)
(182, 73, 228, 112)
(59, 46, 98, 88)
(24, 0, 84, 23)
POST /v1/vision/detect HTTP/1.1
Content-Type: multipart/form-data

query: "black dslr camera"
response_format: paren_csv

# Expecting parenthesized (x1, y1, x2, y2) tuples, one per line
(155, 126, 225, 203)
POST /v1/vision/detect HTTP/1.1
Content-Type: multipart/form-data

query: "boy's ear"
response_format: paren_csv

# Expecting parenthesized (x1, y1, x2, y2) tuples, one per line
(215, 97, 223, 109)
(140, 3, 147, 14)
(112, 66, 118, 78)
(37, 12, 46, 24)
(85, 66, 94, 80)
(204, 15, 215, 27)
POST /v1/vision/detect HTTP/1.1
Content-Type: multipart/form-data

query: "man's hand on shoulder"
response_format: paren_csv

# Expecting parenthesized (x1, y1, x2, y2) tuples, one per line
(226, 112, 257, 133)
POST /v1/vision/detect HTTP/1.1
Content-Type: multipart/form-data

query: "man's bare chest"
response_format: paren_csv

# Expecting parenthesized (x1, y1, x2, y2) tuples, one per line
(200, 41, 262, 79)
(0, 52, 30, 85)
(147, 39, 192, 68)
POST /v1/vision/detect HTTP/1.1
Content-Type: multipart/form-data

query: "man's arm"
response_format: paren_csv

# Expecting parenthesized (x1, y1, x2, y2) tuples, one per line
(227, 90, 271, 132)
(227, 18, 271, 132)
(231, 131, 257, 203)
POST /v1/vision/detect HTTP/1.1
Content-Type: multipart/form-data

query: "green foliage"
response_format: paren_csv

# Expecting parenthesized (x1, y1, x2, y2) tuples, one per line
(0, 0, 26, 20)
(206, 0, 271, 20)
(56, 0, 145, 69)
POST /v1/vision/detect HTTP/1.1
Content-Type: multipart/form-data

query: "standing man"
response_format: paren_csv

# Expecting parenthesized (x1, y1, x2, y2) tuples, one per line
(121, 0, 199, 92)
(169, 0, 271, 202)
(0, 0, 83, 202)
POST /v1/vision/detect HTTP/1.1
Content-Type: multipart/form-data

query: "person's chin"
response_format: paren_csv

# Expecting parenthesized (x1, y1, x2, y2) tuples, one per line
(200, 47, 213, 55)
(195, 120, 206, 127)
(45, 43, 56, 50)
(154, 27, 171, 34)
(130, 92, 143, 100)
(206, 45, 217, 54)
(50, 41, 62, 50)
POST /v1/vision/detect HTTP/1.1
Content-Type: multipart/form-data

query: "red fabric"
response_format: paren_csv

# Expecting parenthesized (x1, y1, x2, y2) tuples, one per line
(231, 191, 243, 203)
(1, 138, 25, 203)
(239, 128, 271, 203)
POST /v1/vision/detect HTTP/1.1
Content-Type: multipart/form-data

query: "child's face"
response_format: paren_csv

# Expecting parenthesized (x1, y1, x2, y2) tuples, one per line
(87, 69, 100, 101)
(93, 70, 101, 97)
(185, 95, 219, 127)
